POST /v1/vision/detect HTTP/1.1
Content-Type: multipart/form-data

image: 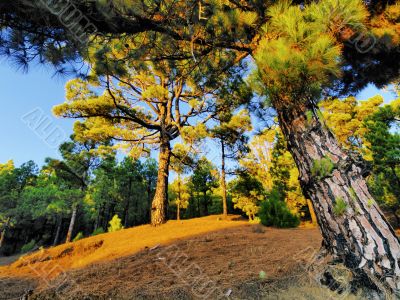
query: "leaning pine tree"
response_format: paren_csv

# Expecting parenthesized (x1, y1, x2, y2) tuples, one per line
(251, 2, 400, 295)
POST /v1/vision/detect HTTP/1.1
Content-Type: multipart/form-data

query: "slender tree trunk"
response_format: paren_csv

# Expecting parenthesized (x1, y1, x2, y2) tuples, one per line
(53, 216, 62, 246)
(221, 140, 228, 218)
(177, 174, 181, 221)
(124, 200, 130, 227)
(0, 218, 9, 248)
(133, 188, 138, 225)
(94, 204, 104, 231)
(0, 228, 6, 248)
(147, 179, 153, 223)
(123, 178, 132, 228)
(203, 191, 209, 216)
(151, 137, 171, 226)
(65, 205, 78, 243)
(275, 101, 400, 295)
(197, 193, 200, 217)
(306, 199, 318, 225)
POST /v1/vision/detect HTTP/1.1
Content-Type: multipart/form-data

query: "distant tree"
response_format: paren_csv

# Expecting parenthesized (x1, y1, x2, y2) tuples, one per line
(240, 129, 276, 191)
(259, 188, 300, 228)
(211, 110, 252, 218)
(190, 158, 219, 216)
(365, 99, 400, 223)
(0, 160, 38, 249)
(116, 158, 147, 227)
(0, 161, 17, 249)
(21, 172, 69, 246)
(230, 173, 264, 222)
(170, 177, 190, 220)
(46, 136, 104, 243)
(87, 157, 120, 231)
(320, 96, 383, 160)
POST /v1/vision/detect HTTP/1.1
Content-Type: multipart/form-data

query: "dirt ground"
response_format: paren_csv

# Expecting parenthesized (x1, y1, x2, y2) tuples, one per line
(0, 255, 21, 267)
(0, 220, 326, 300)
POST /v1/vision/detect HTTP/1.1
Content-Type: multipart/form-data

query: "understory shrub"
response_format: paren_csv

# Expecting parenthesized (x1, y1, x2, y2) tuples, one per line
(108, 214, 124, 233)
(259, 189, 300, 228)
(73, 232, 84, 242)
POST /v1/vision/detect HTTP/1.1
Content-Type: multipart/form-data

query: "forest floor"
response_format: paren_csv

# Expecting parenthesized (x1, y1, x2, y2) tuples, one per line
(0, 215, 363, 300)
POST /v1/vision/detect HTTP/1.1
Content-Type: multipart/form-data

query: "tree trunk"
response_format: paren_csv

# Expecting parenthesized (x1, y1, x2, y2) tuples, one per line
(221, 140, 228, 218)
(276, 101, 400, 295)
(151, 138, 171, 226)
(0, 218, 9, 248)
(177, 174, 181, 221)
(306, 199, 318, 225)
(123, 178, 132, 228)
(65, 205, 78, 243)
(0, 228, 6, 248)
(197, 193, 200, 217)
(53, 216, 62, 246)
(203, 191, 209, 216)
(147, 179, 153, 223)
(94, 204, 104, 231)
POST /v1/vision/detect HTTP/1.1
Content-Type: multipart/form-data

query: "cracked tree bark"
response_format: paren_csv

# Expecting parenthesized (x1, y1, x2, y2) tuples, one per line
(276, 100, 400, 296)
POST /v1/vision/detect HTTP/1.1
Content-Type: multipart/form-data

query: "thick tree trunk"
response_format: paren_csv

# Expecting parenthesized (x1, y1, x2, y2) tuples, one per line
(221, 141, 228, 218)
(65, 205, 78, 243)
(276, 101, 400, 295)
(53, 216, 62, 246)
(151, 138, 171, 226)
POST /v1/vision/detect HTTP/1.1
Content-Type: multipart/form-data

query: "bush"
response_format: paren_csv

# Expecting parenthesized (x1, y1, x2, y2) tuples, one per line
(259, 189, 300, 228)
(108, 215, 124, 233)
(249, 217, 261, 224)
(92, 227, 105, 236)
(21, 240, 36, 253)
(73, 232, 84, 242)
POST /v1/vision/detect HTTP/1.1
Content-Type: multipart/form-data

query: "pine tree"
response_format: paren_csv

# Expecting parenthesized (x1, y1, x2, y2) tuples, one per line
(53, 41, 239, 225)
(211, 110, 252, 217)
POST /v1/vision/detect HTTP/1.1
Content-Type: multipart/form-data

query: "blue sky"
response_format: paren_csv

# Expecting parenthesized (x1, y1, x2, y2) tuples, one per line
(0, 61, 397, 169)
(0, 62, 74, 167)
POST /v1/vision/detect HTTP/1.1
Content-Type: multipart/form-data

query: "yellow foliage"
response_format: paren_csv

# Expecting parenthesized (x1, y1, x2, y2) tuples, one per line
(170, 177, 190, 210)
(0, 160, 14, 174)
(319, 95, 383, 160)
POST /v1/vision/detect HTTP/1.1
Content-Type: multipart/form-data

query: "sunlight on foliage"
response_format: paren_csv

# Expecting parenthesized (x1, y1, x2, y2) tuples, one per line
(108, 215, 124, 233)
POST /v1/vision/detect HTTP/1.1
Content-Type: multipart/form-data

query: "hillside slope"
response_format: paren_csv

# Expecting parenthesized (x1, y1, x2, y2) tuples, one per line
(0, 216, 325, 299)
